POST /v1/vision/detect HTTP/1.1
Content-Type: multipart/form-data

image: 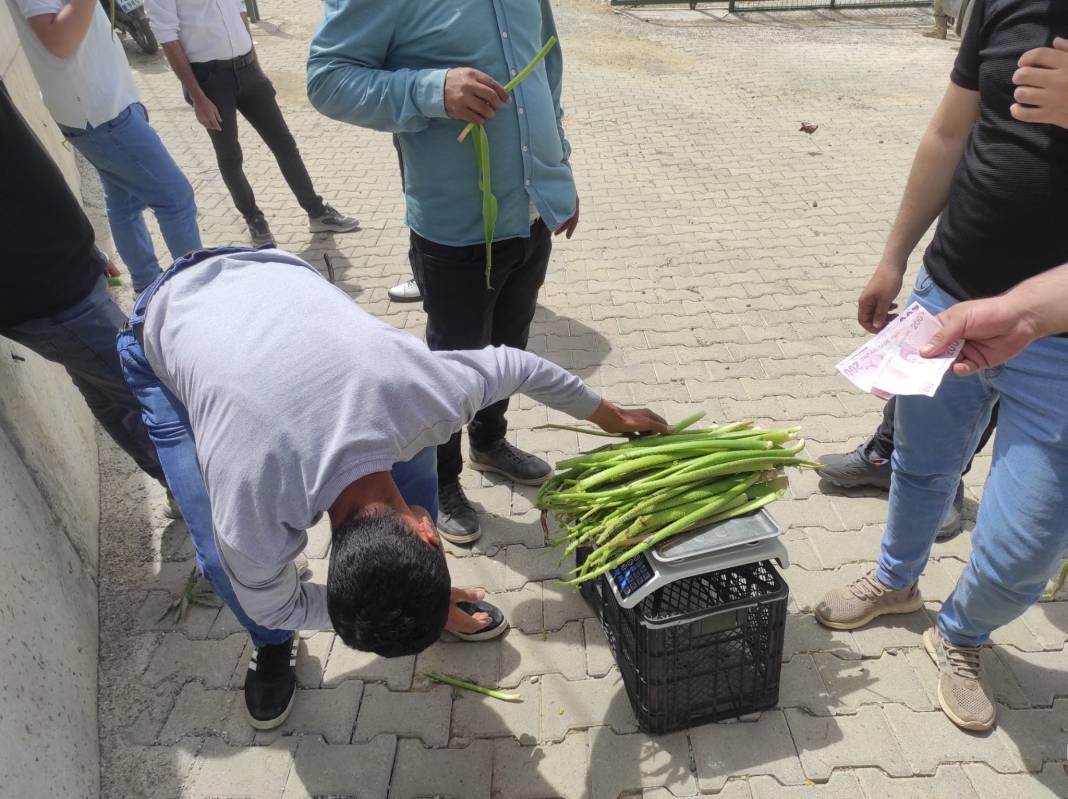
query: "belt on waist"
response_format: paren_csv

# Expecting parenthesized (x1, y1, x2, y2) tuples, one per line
(192, 50, 255, 74)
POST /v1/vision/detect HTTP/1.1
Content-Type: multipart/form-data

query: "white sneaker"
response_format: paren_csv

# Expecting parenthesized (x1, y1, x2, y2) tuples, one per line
(388, 278, 422, 302)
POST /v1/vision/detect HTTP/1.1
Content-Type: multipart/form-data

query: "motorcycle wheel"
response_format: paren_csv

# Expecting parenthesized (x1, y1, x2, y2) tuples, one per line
(126, 11, 158, 55)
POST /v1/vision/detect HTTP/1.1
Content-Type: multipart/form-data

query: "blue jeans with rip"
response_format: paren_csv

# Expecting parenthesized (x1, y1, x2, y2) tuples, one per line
(876, 269, 1068, 647)
(61, 103, 201, 293)
(117, 247, 439, 647)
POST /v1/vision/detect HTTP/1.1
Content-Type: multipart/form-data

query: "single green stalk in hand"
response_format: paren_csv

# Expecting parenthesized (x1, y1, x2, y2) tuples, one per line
(425, 672, 522, 702)
(460, 36, 559, 289)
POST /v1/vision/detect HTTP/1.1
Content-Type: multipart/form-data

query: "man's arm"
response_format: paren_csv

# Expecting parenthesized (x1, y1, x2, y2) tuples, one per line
(21, 0, 97, 59)
(539, 0, 570, 165)
(923, 264, 1068, 375)
(158, 42, 223, 131)
(444, 346, 670, 435)
(539, 0, 579, 240)
(143, 0, 222, 130)
(239, 9, 257, 62)
(307, 0, 507, 133)
(857, 83, 979, 333)
(217, 536, 333, 631)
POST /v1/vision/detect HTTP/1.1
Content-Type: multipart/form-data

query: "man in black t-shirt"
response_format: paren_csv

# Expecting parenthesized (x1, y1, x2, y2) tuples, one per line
(0, 82, 170, 499)
(815, 1, 1068, 733)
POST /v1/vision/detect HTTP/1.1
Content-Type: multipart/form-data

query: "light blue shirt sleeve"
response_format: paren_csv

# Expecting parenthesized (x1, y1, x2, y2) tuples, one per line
(540, 0, 571, 164)
(307, 0, 450, 133)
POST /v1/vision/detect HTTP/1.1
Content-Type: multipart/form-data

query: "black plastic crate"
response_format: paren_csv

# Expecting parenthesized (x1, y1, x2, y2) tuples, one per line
(577, 548, 788, 734)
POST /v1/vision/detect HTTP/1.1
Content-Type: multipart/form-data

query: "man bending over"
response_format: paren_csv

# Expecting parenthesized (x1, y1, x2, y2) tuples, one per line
(119, 247, 666, 729)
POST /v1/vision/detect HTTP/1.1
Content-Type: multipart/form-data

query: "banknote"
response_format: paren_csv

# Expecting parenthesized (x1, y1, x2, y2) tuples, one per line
(837, 302, 964, 398)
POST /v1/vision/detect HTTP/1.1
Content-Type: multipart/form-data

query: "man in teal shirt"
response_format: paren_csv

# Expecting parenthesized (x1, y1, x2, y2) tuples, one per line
(308, 0, 580, 544)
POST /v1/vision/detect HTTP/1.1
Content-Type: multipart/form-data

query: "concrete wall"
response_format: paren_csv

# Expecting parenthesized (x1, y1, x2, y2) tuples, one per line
(0, 7, 102, 797)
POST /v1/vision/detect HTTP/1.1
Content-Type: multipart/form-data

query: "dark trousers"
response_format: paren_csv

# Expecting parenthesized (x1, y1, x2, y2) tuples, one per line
(3, 275, 165, 483)
(872, 395, 999, 476)
(190, 57, 322, 221)
(410, 221, 552, 484)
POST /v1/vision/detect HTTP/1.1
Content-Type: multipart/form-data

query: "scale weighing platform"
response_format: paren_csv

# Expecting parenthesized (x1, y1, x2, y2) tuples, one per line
(603, 509, 789, 608)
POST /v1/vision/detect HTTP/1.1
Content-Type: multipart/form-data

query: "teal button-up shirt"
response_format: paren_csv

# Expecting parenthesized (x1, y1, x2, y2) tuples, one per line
(307, 0, 576, 247)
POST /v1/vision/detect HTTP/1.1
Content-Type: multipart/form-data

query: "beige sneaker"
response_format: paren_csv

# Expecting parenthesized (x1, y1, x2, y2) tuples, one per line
(924, 627, 995, 731)
(815, 570, 924, 630)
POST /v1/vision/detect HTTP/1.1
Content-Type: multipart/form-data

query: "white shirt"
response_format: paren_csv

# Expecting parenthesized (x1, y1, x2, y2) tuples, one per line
(145, 0, 252, 64)
(8, 0, 140, 129)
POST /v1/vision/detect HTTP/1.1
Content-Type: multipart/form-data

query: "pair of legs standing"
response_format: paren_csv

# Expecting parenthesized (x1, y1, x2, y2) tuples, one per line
(409, 221, 554, 542)
(60, 103, 201, 293)
(818, 269, 1068, 730)
(3, 273, 164, 483)
(190, 57, 357, 246)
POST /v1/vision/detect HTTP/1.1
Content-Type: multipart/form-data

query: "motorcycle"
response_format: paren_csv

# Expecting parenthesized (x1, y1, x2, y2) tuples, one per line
(100, 0, 158, 56)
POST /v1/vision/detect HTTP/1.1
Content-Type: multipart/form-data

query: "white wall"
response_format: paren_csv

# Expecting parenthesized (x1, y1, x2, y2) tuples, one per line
(0, 4, 102, 796)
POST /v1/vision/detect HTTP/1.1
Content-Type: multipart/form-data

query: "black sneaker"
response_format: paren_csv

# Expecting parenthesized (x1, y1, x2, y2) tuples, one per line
(936, 483, 965, 542)
(244, 637, 297, 730)
(817, 439, 892, 491)
(309, 203, 359, 233)
(469, 439, 552, 486)
(438, 481, 481, 545)
(247, 214, 275, 248)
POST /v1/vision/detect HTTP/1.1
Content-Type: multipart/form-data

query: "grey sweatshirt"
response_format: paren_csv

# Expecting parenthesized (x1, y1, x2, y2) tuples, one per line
(142, 249, 601, 632)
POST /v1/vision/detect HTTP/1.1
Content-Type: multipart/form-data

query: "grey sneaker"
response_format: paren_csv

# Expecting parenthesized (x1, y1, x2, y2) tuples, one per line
(387, 278, 422, 303)
(309, 204, 359, 234)
(247, 214, 275, 248)
(924, 627, 995, 731)
(817, 440, 892, 490)
(815, 570, 924, 630)
(469, 440, 552, 486)
(438, 481, 481, 545)
(936, 483, 965, 542)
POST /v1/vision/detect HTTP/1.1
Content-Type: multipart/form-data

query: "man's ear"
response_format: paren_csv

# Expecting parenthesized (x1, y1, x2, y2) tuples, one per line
(411, 508, 440, 548)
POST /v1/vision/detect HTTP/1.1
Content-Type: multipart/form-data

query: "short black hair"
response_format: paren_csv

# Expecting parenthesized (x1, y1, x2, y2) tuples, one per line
(327, 508, 451, 657)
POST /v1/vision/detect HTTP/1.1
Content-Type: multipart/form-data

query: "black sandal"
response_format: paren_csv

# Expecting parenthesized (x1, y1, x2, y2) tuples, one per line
(450, 600, 509, 642)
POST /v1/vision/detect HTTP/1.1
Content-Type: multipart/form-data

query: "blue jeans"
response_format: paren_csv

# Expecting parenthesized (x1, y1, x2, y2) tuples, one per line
(61, 103, 201, 292)
(2, 275, 164, 482)
(877, 269, 1068, 646)
(117, 247, 439, 646)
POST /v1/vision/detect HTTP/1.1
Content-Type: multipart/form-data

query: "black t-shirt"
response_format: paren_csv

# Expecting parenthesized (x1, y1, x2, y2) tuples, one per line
(924, 0, 1068, 301)
(0, 82, 102, 330)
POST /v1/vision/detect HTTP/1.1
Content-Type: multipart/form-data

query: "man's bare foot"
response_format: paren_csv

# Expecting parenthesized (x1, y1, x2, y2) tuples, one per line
(446, 588, 491, 634)
(444, 588, 509, 642)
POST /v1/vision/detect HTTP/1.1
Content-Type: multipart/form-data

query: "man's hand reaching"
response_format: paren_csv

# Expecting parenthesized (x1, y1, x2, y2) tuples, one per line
(921, 295, 1040, 377)
(587, 399, 671, 436)
(444, 68, 510, 126)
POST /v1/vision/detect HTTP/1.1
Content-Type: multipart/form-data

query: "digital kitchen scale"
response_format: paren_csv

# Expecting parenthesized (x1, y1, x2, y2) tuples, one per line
(604, 508, 789, 608)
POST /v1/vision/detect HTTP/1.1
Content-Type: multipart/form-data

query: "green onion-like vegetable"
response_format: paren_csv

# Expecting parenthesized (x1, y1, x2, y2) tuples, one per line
(425, 672, 522, 702)
(460, 36, 559, 289)
(537, 416, 820, 585)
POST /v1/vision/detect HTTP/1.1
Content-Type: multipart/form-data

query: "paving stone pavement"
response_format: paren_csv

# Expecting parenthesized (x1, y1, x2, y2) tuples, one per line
(93, 1, 1068, 797)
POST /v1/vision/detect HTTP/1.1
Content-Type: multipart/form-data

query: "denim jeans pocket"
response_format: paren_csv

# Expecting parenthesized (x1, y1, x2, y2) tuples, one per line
(104, 104, 135, 132)
(913, 268, 934, 297)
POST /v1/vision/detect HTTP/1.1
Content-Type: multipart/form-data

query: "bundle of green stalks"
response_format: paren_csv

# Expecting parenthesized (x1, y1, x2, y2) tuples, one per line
(536, 413, 821, 586)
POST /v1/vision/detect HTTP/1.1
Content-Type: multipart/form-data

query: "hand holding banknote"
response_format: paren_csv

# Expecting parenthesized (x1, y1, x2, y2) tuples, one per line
(921, 295, 1042, 377)
(838, 302, 964, 398)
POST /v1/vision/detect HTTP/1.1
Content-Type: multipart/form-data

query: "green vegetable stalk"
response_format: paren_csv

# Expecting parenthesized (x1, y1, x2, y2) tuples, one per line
(537, 416, 821, 584)
(425, 672, 522, 702)
(460, 36, 558, 289)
